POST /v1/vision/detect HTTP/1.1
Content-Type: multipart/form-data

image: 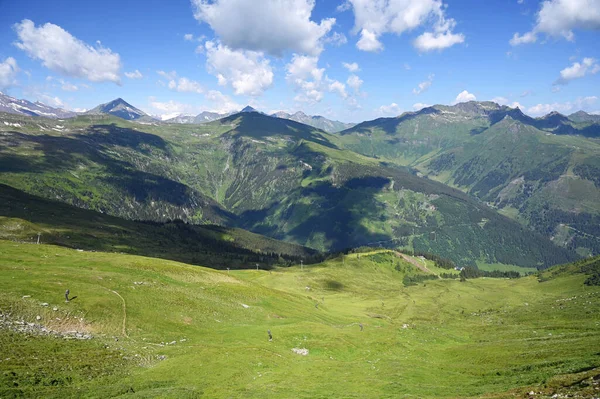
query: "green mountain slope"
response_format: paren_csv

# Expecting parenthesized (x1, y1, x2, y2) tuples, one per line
(0, 242, 598, 398)
(336, 102, 600, 256)
(0, 184, 319, 268)
(0, 110, 577, 268)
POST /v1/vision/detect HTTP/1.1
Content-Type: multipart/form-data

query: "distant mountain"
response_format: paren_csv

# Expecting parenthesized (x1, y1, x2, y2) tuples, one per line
(0, 92, 77, 118)
(86, 98, 149, 121)
(164, 114, 197, 124)
(569, 111, 600, 124)
(194, 111, 230, 123)
(272, 110, 355, 133)
(337, 101, 600, 256)
(165, 111, 233, 124)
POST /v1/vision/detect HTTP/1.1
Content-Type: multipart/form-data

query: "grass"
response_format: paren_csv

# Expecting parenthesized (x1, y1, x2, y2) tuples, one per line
(0, 241, 598, 398)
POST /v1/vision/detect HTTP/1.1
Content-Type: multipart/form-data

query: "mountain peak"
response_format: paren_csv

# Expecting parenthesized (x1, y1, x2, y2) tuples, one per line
(86, 98, 148, 120)
(241, 105, 258, 113)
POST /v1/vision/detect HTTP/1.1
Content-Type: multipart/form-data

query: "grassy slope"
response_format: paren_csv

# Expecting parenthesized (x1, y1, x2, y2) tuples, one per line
(1, 241, 598, 398)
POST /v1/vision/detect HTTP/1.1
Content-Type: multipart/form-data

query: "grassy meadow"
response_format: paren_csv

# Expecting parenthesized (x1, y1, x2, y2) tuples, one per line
(0, 241, 599, 398)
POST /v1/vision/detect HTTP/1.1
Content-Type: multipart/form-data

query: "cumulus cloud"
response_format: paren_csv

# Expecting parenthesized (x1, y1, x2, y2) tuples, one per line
(329, 80, 348, 98)
(0, 57, 19, 89)
(377, 102, 402, 116)
(555, 57, 600, 85)
(526, 96, 598, 116)
(156, 71, 204, 94)
(347, 0, 464, 52)
(346, 74, 363, 92)
(413, 74, 434, 95)
(509, 31, 537, 46)
(343, 62, 360, 72)
(510, 0, 600, 45)
(184, 34, 194, 41)
(286, 54, 348, 103)
(413, 31, 465, 52)
(356, 29, 383, 51)
(13, 19, 121, 84)
(169, 77, 204, 94)
(192, 0, 335, 56)
(147, 90, 242, 119)
(454, 90, 476, 104)
(204, 41, 273, 96)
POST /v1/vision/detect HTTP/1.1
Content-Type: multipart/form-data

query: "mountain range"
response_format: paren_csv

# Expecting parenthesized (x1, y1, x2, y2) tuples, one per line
(1, 95, 599, 267)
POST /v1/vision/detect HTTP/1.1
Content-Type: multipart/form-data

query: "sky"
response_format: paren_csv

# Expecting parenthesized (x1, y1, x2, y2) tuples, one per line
(0, 0, 599, 122)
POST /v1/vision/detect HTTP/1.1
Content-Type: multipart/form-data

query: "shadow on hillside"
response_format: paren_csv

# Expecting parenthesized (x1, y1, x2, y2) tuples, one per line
(0, 184, 316, 269)
(220, 113, 339, 149)
(81, 124, 169, 152)
(0, 130, 228, 221)
(238, 176, 394, 251)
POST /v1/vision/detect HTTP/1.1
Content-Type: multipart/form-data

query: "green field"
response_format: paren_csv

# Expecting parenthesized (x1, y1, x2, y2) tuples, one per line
(1, 241, 598, 398)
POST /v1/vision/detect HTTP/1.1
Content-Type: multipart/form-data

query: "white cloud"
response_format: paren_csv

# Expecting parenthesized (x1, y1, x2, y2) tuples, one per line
(286, 54, 349, 103)
(347, 0, 464, 52)
(346, 74, 363, 93)
(377, 102, 402, 116)
(526, 96, 598, 116)
(156, 71, 204, 94)
(555, 57, 600, 84)
(328, 80, 348, 98)
(204, 89, 242, 113)
(125, 70, 143, 79)
(204, 41, 273, 96)
(412, 74, 434, 95)
(356, 29, 383, 51)
(286, 54, 325, 103)
(454, 90, 476, 104)
(147, 99, 198, 119)
(413, 31, 465, 52)
(184, 34, 194, 41)
(169, 77, 204, 94)
(0, 57, 19, 89)
(492, 96, 522, 108)
(510, 0, 600, 45)
(13, 19, 121, 84)
(157, 70, 177, 80)
(192, 0, 335, 56)
(509, 31, 537, 46)
(413, 102, 431, 111)
(404, 63, 411, 70)
(342, 62, 360, 72)
(147, 90, 242, 119)
(325, 32, 348, 46)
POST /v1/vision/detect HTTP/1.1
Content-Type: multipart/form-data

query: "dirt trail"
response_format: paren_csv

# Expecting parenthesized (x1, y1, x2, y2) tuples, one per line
(108, 289, 128, 338)
(394, 252, 437, 276)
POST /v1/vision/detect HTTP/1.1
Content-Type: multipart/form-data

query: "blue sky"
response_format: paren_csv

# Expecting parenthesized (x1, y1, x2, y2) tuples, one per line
(0, 0, 599, 121)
